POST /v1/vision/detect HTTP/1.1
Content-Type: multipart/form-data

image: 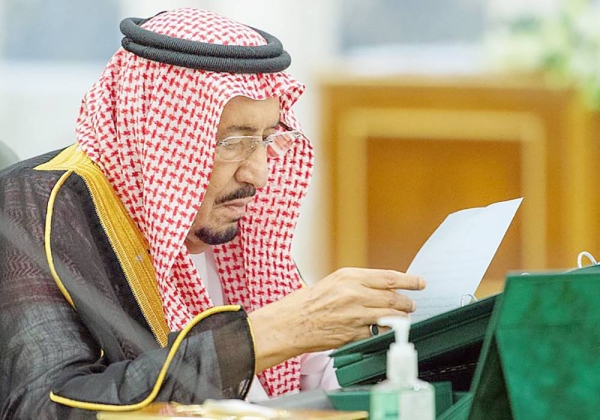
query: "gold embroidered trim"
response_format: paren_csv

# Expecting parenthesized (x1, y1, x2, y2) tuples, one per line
(44, 170, 76, 308)
(36, 145, 170, 347)
(49, 305, 243, 411)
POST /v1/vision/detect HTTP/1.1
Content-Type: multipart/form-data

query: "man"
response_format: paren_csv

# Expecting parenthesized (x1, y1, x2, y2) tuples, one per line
(0, 8, 424, 418)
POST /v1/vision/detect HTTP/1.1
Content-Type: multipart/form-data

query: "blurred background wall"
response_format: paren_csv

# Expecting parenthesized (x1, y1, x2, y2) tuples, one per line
(1, 0, 598, 290)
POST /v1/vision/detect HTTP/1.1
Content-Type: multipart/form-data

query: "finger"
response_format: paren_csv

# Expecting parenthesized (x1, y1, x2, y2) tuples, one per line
(377, 326, 391, 335)
(360, 310, 410, 338)
(359, 270, 425, 291)
(361, 289, 416, 313)
(365, 309, 411, 324)
(367, 325, 391, 336)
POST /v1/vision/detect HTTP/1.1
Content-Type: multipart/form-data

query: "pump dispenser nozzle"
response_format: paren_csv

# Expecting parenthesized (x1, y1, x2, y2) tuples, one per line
(371, 317, 435, 419)
(379, 316, 410, 344)
(378, 316, 417, 385)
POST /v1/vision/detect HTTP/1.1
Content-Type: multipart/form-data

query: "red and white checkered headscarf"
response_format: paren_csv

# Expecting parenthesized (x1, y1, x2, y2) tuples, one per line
(76, 8, 313, 397)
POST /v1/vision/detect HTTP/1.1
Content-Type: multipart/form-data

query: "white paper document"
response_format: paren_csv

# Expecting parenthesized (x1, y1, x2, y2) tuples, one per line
(402, 198, 523, 323)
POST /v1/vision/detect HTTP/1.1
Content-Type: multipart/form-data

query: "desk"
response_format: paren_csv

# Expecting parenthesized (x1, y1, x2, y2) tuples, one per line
(97, 402, 367, 419)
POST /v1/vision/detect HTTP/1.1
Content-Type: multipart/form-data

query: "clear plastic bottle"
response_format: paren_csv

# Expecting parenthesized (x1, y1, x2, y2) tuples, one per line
(370, 317, 435, 420)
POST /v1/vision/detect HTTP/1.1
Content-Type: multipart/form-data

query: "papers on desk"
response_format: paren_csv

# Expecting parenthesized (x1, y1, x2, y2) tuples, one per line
(402, 198, 522, 323)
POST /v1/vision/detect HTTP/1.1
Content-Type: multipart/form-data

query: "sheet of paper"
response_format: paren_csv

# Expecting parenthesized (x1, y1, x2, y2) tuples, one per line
(401, 198, 523, 323)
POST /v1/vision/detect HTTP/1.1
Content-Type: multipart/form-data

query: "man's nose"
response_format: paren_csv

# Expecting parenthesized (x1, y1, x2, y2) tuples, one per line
(236, 145, 269, 189)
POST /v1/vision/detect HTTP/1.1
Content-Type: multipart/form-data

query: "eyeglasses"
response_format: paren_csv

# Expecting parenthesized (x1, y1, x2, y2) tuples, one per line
(215, 129, 302, 162)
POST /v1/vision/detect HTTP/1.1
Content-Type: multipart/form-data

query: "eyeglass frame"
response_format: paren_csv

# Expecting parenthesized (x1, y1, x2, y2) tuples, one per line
(215, 121, 302, 162)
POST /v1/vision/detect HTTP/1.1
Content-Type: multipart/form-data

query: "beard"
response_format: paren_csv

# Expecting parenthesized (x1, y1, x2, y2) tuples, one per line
(190, 184, 256, 245)
(193, 223, 239, 245)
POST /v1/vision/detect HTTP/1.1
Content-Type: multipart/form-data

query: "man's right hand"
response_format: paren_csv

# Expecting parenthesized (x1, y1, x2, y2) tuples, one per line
(248, 267, 425, 373)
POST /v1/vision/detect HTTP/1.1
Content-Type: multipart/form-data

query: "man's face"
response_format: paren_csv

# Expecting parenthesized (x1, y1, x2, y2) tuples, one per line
(184, 96, 280, 254)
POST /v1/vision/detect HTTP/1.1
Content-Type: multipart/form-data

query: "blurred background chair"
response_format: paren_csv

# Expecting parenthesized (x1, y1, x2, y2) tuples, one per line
(0, 140, 19, 170)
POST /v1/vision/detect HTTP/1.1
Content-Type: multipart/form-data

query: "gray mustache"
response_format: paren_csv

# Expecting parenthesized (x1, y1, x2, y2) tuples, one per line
(214, 184, 256, 205)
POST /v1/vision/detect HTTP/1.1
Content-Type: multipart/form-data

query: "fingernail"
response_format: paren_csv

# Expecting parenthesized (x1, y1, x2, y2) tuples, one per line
(419, 278, 426, 289)
(411, 301, 417, 312)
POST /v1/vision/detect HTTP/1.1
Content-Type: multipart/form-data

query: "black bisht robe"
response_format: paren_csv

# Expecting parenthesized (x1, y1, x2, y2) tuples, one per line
(0, 146, 255, 419)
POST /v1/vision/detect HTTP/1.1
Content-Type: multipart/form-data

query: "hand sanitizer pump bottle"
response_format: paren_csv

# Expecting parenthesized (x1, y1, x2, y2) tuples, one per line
(370, 317, 435, 420)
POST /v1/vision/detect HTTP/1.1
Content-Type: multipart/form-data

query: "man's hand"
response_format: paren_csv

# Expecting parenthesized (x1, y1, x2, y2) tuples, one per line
(248, 268, 425, 373)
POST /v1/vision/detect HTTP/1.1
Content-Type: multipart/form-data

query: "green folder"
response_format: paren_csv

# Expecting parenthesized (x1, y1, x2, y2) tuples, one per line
(331, 294, 498, 391)
(370, 263, 600, 419)
(463, 263, 600, 419)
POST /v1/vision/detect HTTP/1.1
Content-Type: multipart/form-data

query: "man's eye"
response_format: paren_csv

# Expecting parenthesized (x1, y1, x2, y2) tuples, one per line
(223, 140, 244, 150)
